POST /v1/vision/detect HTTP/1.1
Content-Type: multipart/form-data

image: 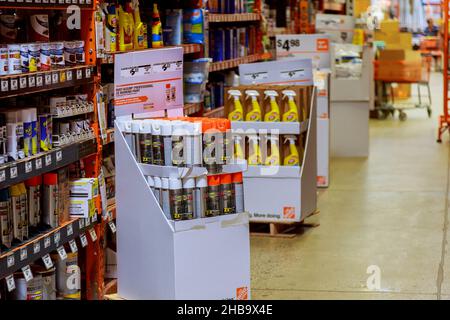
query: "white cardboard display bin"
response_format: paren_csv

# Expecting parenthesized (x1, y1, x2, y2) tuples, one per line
(330, 45, 374, 157)
(236, 89, 317, 223)
(115, 120, 251, 300)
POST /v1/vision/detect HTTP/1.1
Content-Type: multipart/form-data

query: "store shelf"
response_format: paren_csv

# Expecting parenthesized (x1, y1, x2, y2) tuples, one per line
(184, 103, 203, 115)
(101, 44, 202, 63)
(208, 13, 261, 23)
(106, 202, 116, 221)
(139, 162, 247, 179)
(0, 0, 94, 9)
(204, 106, 225, 118)
(231, 121, 309, 135)
(102, 128, 115, 145)
(0, 217, 98, 280)
(0, 138, 97, 190)
(52, 104, 95, 119)
(0, 65, 95, 100)
(210, 54, 264, 72)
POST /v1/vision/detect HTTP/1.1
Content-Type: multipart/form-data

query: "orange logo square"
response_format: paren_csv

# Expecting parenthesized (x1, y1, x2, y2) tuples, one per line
(236, 287, 248, 300)
(317, 176, 327, 186)
(317, 39, 329, 52)
(283, 207, 296, 219)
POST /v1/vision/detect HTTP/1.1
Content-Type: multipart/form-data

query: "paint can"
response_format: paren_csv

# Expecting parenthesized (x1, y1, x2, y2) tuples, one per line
(52, 251, 81, 300)
(7, 44, 21, 75)
(0, 46, 8, 76)
(40, 43, 52, 71)
(35, 265, 56, 300)
(10, 268, 43, 300)
(20, 44, 29, 73)
(51, 42, 65, 68)
(28, 43, 41, 72)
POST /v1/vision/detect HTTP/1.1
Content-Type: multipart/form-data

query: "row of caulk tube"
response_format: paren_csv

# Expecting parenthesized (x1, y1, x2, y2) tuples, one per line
(0, 173, 61, 253)
(147, 173, 244, 221)
(117, 117, 233, 174)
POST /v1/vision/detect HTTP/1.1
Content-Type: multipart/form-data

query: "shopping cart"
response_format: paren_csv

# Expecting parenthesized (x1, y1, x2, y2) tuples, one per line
(374, 56, 432, 121)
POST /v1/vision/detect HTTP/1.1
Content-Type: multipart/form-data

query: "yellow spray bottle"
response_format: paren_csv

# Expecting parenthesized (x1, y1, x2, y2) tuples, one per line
(228, 90, 244, 121)
(264, 90, 281, 122)
(248, 135, 262, 165)
(245, 90, 262, 122)
(264, 135, 280, 166)
(118, 2, 135, 51)
(282, 90, 299, 122)
(283, 135, 300, 166)
(234, 135, 244, 160)
(132, 0, 147, 49)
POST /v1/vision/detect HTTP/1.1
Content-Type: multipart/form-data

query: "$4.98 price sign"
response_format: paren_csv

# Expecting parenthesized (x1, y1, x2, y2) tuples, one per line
(277, 38, 301, 52)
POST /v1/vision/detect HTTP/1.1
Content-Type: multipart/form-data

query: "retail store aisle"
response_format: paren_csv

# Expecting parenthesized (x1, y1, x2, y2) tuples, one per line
(251, 72, 450, 300)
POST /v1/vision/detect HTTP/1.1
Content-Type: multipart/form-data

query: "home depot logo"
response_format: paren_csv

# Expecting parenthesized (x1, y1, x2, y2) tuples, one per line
(283, 207, 296, 219)
(236, 287, 249, 300)
(316, 39, 329, 52)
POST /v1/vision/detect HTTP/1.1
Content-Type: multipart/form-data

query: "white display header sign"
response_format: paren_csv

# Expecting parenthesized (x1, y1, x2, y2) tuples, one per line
(276, 34, 331, 69)
(239, 59, 314, 86)
(114, 47, 184, 117)
(315, 13, 355, 44)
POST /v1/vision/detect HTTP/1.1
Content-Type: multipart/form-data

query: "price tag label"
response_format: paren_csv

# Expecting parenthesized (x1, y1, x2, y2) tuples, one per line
(45, 154, 52, 166)
(10, 78, 18, 91)
(280, 69, 305, 80)
(76, 69, 83, 80)
(85, 217, 90, 227)
(5, 275, 15, 292)
(85, 68, 91, 78)
(28, 75, 35, 87)
(66, 70, 73, 81)
(65, 0, 70, 4)
(7, 254, 14, 268)
(57, 246, 67, 260)
(108, 221, 117, 233)
(79, 218, 85, 229)
(243, 72, 269, 82)
(67, 223, 73, 236)
(59, 71, 66, 82)
(36, 74, 43, 87)
(89, 228, 97, 242)
(50, 0, 56, 4)
(35, 158, 42, 169)
(43, 0, 48, 3)
(86, 0, 91, 4)
(45, 74, 52, 85)
(52, 72, 58, 84)
(25, 161, 32, 173)
(10, 166, 17, 179)
(56, 151, 62, 162)
(42, 254, 53, 270)
(20, 248, 27, 261)
(33, 241, 40, 254)
(44, 237, 51, 248)
(54, 231, 61, 245)
(91, 214, 97, 223)
(1, 79, 8, 92)
(20, 77, 27, 89)
(0, 170, 5, 182)
(79, 0, 84, 4)
(22, 265, 33, 282)
(80, 233, 88, 247)
(58, 0, 64, 4)
(69, 239, 78, 253)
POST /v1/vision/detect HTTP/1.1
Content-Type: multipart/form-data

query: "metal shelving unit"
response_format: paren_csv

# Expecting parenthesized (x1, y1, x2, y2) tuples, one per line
(438, 0, 450, 142)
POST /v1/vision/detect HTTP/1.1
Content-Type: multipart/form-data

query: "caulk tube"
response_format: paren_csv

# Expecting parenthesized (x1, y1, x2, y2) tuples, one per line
(171, 121, 186, 167)
(161, 178, 170, 219)
(153, 176, 162, 206)
(131, 120, 141, 161)
(0, 188, 12, 249)
(232, 173, 244, 213)
(43, 173, 59, 228)
(192, 122, 202, 166)
(151, 121, 164, 166)
(169, 178, 184, 220)
(139, 120, 153, 164)
(10, 185, 22, 243)
(18, 183, 28, 240)
(195, 176, 207, 218)
(161, 121, 173, 166)
(25, 176, 42, 234)
(31, 108, 38, 155)
(147, 176, 155, 193)
(21, 109, 33, 158)
(182, 177, 195, 220)
(6, 110, 25, 160)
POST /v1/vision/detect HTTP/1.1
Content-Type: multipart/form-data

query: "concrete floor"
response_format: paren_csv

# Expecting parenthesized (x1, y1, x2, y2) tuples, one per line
(251, 72, 450, 300)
